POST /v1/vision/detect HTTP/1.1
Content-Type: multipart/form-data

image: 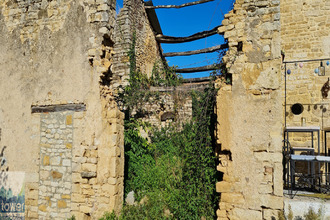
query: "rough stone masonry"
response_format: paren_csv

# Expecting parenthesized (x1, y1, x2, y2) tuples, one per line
(1, 0, 329, 219)
(0, 0, 164, 218)
(216, 0, 283, 219)
(0, 0, 126, 219)
(217, 0, 330, 219)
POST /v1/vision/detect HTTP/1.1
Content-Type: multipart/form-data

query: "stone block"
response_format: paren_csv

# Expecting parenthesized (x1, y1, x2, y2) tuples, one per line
(97, 196, 110, 204)
(28, 211, 38, 218)
(72, 184, 82, 193)
(51, 171, 63, 179)
(71, 203, 80, 211)
(108, 177, 117, 185)
(73, 156, 87, 163)
(273, 162, 283, 196)
(254, 152, 282, 163)
(72, 193, 86, 203)
(89, 178, 97, 184)
(62, 159, 71, 166)
(57, 200, 67, 209)
(61, 194, 71, 199)
(72, 162, 82, 172)
(217, 209, 227, 217)
(85, 149, 98, 157)
(221, 192, 244, 204)
(109, 195, 121, 210)
(26, 189, 38, 200)
(66, 115, 73, 125)
(66, 143, 72, 149)
(101, 184, 117, 195)
(82, 163, 97, 172)
(50, 156, 61, 166)
(80, 205, 92, 213)
(260, 194, 283, 210)
(109, 157, 121, 178)
(109, 134, 119, 147)
(26, 182, 39, 190)
(72, 173, 87, 183)
(38, 204, 47, 212)
(43, 155, 50, 166)
(40, 170, 49, 180)
(216, 181, 234, 193)
(232, 208, 262, 220)
(83, 188, 95, 196)
(87, 157, 98, 164)
(258, 184, 273, 194)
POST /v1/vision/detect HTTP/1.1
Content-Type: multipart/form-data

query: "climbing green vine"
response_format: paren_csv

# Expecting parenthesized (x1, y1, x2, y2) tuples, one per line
(118, 32, 183, 118)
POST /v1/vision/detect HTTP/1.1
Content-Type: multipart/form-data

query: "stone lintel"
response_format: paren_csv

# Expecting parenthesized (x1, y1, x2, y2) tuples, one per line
(31, 103, 86, 113)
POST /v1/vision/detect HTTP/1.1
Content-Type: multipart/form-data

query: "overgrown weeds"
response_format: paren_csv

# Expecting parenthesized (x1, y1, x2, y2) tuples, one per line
(109, 32, 219, 219)
(118, 85, 218, 219)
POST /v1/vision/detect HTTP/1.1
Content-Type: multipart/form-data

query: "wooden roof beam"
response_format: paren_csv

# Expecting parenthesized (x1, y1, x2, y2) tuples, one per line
(145, 0, 215, 9)
(176, 64, 219, 73)
(163, 44, 228, 57)
(156, 25, 223, 43)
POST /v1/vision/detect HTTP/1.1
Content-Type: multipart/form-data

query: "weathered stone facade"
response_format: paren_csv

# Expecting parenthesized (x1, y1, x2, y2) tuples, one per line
(216, 0, 283, 219)
(0, 0, 134, 219)
(2, 0, 330, 219)
(216, 0, 330, 219)
(282, 0, 330, 130)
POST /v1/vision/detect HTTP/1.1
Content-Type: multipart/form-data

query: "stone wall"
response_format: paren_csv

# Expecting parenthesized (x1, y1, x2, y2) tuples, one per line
(281, 0, 330, 141)
(112, 0, 163, 90)
(38, 112, 74, 218)
(0, 0, 125, 219)
(216, 0, 283, 219)
(132, 85, 197, 128)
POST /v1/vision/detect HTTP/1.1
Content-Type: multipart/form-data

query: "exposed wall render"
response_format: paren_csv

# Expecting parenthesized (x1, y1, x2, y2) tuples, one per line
(216, 0, 283, 219)
(0, 0, 125, 219)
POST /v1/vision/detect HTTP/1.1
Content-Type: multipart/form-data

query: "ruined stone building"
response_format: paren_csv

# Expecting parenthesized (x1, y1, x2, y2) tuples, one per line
(0, 0, 330, 219)
(216, 0, 330, 219)
(0, 0, 157, 219)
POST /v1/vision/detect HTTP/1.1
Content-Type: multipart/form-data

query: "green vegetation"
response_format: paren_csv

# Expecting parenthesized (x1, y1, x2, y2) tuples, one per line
(103, 86, 218, 219)
(118, 32, 182, 117)
(67, 215, 76, 220)
(108, 33, 219, 219)
(122, 87, 217, 219)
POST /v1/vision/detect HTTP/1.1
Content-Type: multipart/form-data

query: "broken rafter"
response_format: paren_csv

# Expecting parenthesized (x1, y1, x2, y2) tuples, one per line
(163, 44, 228, 57)
(176, 64, 219, 73)
(145, 0, 215, 9)
(156, 25, 222, 43)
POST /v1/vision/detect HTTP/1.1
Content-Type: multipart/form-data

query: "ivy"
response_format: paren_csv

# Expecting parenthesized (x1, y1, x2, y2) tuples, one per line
(117, 32, 183, 118)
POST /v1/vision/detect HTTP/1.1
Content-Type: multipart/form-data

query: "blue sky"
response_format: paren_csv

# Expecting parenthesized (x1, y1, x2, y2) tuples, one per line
(116, 0, 235, 78)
